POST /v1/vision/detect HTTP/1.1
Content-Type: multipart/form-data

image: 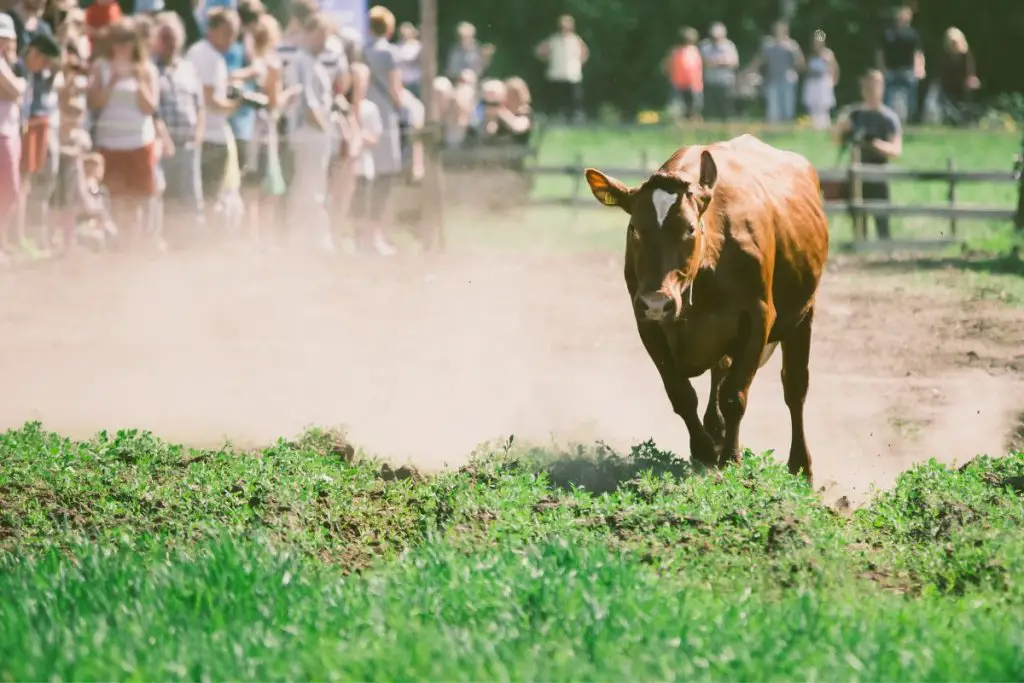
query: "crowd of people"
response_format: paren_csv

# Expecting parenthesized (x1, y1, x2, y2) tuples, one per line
(662, 6, 980, 129)
(0, 0, 545, 263)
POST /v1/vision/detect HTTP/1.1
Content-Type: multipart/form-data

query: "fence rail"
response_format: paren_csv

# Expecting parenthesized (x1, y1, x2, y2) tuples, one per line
(521, 149, 1021, 251)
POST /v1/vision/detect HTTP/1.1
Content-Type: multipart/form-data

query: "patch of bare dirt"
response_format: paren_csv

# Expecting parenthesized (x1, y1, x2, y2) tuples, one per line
(1, 245, 1022, 505)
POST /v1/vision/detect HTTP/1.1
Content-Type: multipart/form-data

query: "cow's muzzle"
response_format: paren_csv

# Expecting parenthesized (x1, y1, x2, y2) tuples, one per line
(635, 292, 675, 323)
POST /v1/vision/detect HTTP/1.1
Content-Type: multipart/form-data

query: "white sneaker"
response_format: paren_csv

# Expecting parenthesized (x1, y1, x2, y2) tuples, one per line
(374, 234, 397, 256)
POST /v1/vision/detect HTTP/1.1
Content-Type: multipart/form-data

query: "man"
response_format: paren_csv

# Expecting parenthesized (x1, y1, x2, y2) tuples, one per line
(699, 21, 739, 122)
(534, 14, 587, 123)
(286, 11, 336, 251)
(185, 7, 240, 222)
(152, 11, 204, 243)
(745, 20, 804, 124)
(444, 21, 492, 83)
(833, 69, 903, 241)
(20, 32, 60, 249)
(876, 5, 925, 124)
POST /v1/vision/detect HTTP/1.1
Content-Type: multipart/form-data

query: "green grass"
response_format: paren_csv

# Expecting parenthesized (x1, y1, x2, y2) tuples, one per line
(2, 423, 1024, 680)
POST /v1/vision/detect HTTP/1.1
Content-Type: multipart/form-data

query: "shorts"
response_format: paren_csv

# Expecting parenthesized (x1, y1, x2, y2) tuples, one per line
(98, 143, 159, 198)
(200, 141, 230, 199)
(20, 116, 50, 176)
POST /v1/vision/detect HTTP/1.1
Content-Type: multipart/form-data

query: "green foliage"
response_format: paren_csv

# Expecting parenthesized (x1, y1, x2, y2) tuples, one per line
(1, 423, 1024, 679)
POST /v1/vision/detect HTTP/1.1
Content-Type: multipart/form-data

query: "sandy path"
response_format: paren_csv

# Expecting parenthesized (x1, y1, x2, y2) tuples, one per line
(1, 249, 1021, 504)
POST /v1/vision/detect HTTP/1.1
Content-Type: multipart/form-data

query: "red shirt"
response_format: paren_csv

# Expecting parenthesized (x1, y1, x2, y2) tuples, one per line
(84, 2, 122, 33)
(669, 45, 703, 92)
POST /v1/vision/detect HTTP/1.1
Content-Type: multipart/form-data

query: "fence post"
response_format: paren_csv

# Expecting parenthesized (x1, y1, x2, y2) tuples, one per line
(570, 151, 584, 206)
(947, 157, 958, 239)
(850, 145, 866, 244)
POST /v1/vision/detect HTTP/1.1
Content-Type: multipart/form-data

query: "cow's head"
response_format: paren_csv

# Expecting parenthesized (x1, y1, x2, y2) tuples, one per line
(584, 150, 718, 323)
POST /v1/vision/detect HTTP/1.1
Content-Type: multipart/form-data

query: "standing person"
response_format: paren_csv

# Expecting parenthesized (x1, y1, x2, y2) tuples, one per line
(936, 27, 979, 126)
(285, 11, 335, 251)
(360, 4, 402, 256)
(663, 26, 703, 121)
(803, 30, 839, 130)
(152, 11, 204, 247)
(746, 20, 804, 123)
(87, 17, 161, 251)
(347, 60, 386, 255)
(534, 14, 587, 124)
(184, 6, 240, 230)
(877, 5, 925, 124)
(19, 32, 61, 252)
(443, 21, 491, 84)
(394, 21, 420, 99)
(0, 14, 25, 263)
(699, 21, 739, 122)
(833, 69, 903, 241)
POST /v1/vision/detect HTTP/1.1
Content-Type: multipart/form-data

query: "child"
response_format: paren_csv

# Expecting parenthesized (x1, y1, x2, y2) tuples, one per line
(349, 62, 391, 256)
(75, 153, 116, 250)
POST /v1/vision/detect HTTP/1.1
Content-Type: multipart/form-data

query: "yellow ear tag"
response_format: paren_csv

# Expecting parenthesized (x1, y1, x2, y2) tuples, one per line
(598, 190, 618, 206)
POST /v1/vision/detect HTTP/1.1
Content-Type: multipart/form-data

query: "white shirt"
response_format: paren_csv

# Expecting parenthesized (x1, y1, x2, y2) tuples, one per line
(91, 60, 158, 150)
(543, 33, 584, 83)
(357, 99, 381, 179)
(185, 39, 230, 144)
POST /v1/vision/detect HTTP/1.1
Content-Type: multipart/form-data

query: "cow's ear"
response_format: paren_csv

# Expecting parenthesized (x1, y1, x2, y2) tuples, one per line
(584, 168, 635, 214)
(698, 150, 718, 191)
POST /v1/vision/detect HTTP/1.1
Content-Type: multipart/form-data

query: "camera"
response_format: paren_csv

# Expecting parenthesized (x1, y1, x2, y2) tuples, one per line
(226, 84, 269, 109)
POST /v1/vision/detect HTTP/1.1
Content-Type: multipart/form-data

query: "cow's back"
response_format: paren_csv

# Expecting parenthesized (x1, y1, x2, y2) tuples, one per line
(667, 135, 829, 334)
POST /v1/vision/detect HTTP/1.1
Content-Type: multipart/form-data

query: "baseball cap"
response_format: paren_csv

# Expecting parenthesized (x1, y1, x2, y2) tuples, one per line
(27, 33, 61, 59)
(0, 14, 16, 41)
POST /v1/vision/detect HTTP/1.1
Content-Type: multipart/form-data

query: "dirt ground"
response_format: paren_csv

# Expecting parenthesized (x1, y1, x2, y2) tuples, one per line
(2, 246, 1022, 504)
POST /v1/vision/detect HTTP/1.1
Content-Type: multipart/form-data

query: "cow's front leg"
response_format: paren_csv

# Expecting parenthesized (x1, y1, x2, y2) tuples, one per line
(637, 325, 717, 468)
(703, 356, 731, 450)
(718, 305, 770, 468)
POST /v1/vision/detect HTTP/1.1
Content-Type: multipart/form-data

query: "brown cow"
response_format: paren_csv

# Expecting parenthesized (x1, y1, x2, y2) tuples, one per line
(583, 134, 829, 480)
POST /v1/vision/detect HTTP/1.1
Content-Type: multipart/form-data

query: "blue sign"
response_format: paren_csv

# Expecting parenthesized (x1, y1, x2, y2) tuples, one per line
(319, 0, 368, 38)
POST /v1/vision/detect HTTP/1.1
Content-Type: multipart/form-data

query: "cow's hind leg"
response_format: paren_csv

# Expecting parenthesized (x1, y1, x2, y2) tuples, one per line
(781, 306, 814, 480)
(703, 356, 731, 449)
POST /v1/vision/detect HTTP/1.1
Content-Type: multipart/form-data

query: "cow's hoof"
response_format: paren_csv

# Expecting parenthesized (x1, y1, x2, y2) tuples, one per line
(689, 437, 719, 471)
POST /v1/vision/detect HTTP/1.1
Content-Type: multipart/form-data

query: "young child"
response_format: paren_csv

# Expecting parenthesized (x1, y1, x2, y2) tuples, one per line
(75, 153, 116, 250)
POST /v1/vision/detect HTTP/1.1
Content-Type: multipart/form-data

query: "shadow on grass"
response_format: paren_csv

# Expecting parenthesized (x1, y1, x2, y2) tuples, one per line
(519, 439, 694, 496)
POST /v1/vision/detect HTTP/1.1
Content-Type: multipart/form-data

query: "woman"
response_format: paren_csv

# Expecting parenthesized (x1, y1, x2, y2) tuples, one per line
(0, 15, 26, 263)
(394, 21, 421, 99)
(362, 5, 403, 256)
(937, 27, 979, 126)
(87, 17, 160, 250)
(245, 12, 289, 242)
(664, 27, 703, 120)
(802, 31, 838, 130)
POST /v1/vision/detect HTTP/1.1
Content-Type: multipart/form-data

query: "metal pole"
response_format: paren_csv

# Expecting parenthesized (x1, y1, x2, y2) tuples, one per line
(418, 0, 446, 251)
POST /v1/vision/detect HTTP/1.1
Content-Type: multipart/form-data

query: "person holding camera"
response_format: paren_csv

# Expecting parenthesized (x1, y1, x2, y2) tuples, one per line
(833, 69, 903, 241)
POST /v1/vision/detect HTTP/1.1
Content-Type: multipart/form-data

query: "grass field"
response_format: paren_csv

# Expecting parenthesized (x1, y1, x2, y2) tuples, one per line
(3, 123, 1024, 681)
(2, 425, 1024, 680)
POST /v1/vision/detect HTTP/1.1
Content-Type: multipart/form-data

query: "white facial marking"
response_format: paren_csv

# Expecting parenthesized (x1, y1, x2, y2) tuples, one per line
(651, 189, 677, 228)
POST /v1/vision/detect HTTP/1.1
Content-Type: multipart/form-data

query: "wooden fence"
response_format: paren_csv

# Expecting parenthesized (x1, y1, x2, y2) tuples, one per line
(522, 147, 1019, 252)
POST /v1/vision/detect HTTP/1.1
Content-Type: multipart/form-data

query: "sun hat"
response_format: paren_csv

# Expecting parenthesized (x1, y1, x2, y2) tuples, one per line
(0, 14, 16, 41)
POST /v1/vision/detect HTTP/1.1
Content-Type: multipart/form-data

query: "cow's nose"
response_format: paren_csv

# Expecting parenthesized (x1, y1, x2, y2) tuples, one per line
(637, 292, 674, 322)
